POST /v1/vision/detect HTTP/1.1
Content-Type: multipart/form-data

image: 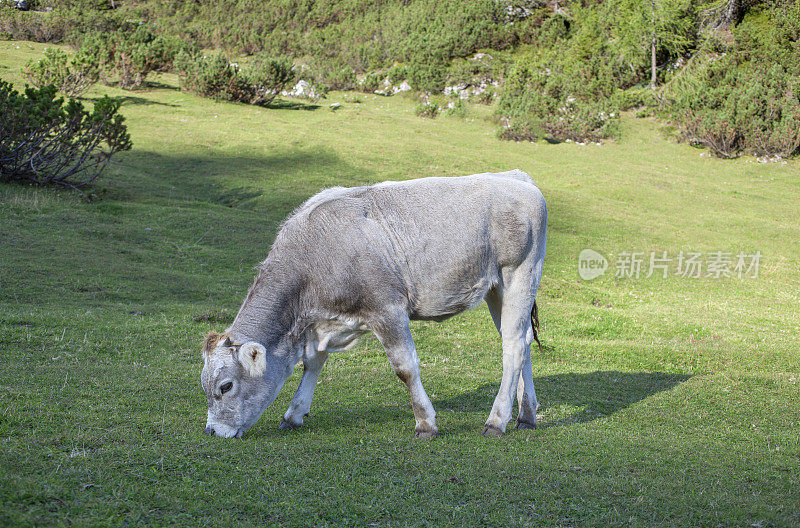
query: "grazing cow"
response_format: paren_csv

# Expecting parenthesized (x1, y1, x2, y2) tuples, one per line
(201, 169, 547, 438)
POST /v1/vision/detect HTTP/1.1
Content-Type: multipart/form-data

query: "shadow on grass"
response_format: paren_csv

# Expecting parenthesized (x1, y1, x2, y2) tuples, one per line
(82, 95, 178, 107)
(247, 370, 691, 438)
(435, 370, 691, 429)
(144, 80, 181, 91)
(212, 186, 264, 209)
(265, 98, 321, 111)
(108, 147, 373, 212)
(117, 95, 179, 108)
(4, 146, 373, 307)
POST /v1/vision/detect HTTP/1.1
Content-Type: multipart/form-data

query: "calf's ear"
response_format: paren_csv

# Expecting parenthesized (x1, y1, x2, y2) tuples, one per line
(238, 342, 267, 377)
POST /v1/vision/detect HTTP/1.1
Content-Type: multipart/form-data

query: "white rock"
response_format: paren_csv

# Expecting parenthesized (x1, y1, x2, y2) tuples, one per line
(288, 80, 318, 99)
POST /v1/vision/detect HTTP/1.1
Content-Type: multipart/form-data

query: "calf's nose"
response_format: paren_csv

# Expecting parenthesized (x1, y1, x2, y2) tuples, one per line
(204, 425, 214, 435)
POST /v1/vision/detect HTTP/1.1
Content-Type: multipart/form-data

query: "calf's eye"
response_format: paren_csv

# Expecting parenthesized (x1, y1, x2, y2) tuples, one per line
(220, 381, 233, 395)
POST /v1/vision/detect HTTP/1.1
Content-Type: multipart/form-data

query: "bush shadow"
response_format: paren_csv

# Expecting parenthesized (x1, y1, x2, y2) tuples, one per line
(109, 147, 373, 212)
(83, 94, 178, 108)
(265, 98, 321, 111)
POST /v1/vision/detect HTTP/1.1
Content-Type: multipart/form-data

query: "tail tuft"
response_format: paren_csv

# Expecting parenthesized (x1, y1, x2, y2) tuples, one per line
(531, 301, 542, 352)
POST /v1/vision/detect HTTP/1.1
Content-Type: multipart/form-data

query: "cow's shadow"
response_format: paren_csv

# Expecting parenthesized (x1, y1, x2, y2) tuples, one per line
(249, 370, 691, 437)
(434, 370, 691, 430)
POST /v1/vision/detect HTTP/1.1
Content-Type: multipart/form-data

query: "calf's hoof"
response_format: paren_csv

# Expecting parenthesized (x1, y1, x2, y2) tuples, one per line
(515, 419, 537, 430)
(414, 426, 438, 439)
(279, 418, 302, 430)
(482, 424, 504, 437)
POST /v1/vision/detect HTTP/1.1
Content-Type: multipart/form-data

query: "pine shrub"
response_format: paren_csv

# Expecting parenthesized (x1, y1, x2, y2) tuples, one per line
(0, 81, 132, 188)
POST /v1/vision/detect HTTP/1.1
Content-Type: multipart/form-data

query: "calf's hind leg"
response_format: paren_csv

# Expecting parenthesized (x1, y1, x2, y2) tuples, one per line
(488, 290, 539, 431)
(483, 273, 537, 436)
(374, 314, 437, 438)
(515, 338, 539, 429)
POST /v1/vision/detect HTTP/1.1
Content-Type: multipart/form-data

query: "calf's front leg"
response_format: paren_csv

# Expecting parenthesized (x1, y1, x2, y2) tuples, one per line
(374, 316, 437, 438)
(280, 351, 328, 429)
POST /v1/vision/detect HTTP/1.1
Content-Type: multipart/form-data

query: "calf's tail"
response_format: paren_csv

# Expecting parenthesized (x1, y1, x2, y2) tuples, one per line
(531, 300, 542, 352)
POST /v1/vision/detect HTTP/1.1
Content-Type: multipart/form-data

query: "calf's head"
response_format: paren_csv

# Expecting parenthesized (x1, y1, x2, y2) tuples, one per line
(200, 331, 292, 438)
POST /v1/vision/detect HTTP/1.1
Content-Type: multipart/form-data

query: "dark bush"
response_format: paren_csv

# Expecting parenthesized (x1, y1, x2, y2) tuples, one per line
(0, 82, 132, 188)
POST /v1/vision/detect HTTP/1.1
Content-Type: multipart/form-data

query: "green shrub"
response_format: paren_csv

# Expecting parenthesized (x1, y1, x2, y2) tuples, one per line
(443, 98, 467, 118)
(76, 32, 116, 83)
(497, 121, 536, 142)
(445, 54, 503, 87)
(474, 88, 495, 105)
(407, 51, 448, 93)
(113, 40, 154, 89)
(386, 64, 407, 85)
(357, 72, 382, 93)
(541, 99, 620, 143)
(0, 8, 67, 42)
(76, 29, 197, 90)
(0, 81, 131, 188)
(124, 26, 194, 73)
(242, 55, 295, 105)
(663, 3, 800, 158)
(317, 65, 357, 91)
(415, 102, 439, 118)
(174, 51, 250, 101)
(611, 87, 658, 111)
(668, 58, 800, 158)
(23, 47, 99, 97)
(497, 55, 621, 143)
(125, 0, 515, 75)
(175, 51, 298, 105)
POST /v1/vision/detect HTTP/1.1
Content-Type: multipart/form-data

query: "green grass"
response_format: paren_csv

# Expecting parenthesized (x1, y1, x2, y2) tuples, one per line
(1, 41, 799, 527)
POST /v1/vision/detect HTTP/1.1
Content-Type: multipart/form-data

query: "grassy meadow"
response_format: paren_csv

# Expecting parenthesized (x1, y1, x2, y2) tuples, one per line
(1, 41, 799, 527)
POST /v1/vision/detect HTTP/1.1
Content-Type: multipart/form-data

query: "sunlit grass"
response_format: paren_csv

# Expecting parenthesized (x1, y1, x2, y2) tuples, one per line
(1, 41, 799, 527)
